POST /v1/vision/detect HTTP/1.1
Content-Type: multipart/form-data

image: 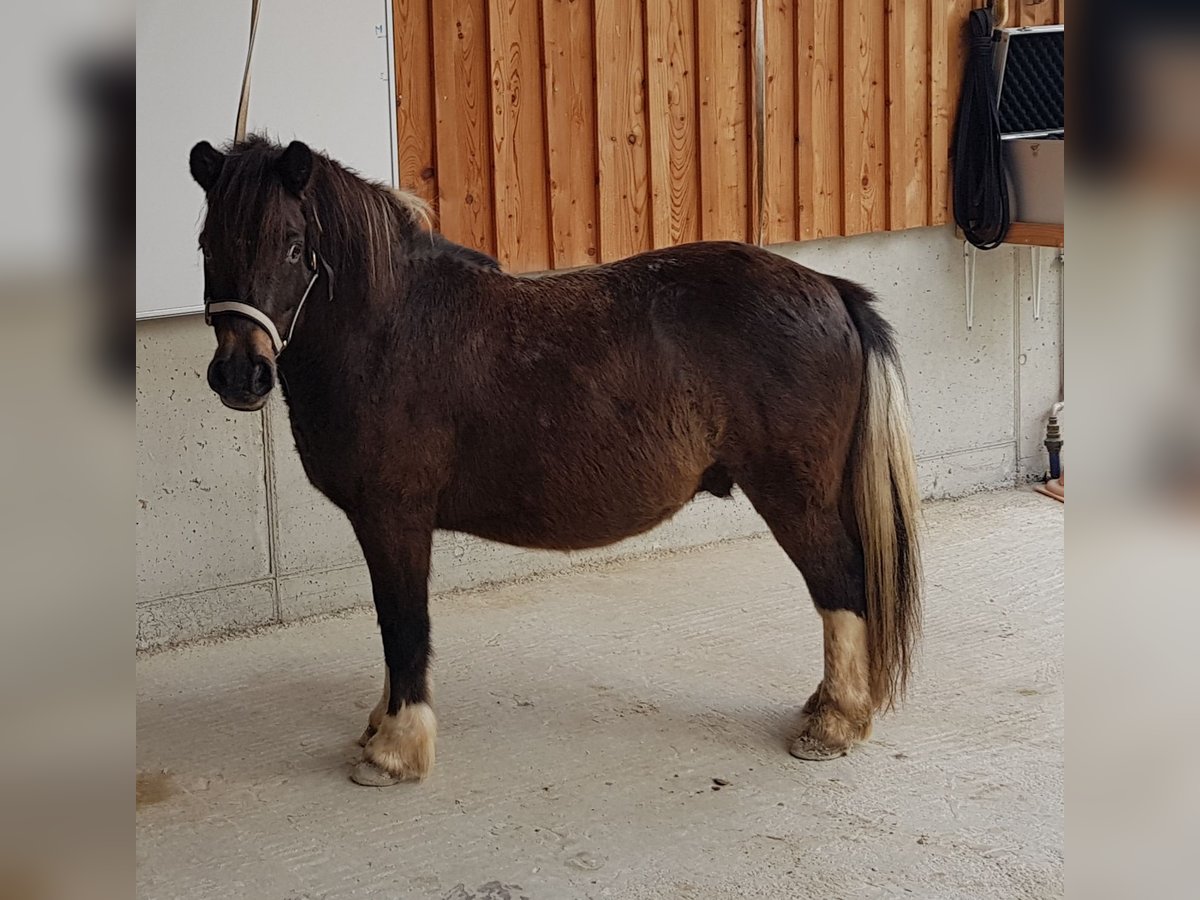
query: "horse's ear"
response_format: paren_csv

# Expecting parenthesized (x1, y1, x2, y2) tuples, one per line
(276, 140, 313, 195)
(189, 141, 225, 192)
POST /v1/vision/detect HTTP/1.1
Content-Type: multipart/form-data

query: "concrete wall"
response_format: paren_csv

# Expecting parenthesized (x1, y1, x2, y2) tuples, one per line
(135, 226, 1063, 650)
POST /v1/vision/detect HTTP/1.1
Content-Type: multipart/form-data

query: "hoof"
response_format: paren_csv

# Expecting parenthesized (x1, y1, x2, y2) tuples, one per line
(789, 705, 869, 761)
(789, 733, 851, 761)
(350, 759, 403, 787)
(357, 702, 437, 783)
(357, 724, 377, 747)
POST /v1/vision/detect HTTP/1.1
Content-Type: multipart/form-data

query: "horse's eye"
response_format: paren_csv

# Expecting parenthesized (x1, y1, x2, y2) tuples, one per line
(286, 243, 303, 264)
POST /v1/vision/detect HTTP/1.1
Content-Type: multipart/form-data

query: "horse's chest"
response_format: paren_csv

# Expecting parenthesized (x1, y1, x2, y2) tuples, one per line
(287, 417, 354, 507)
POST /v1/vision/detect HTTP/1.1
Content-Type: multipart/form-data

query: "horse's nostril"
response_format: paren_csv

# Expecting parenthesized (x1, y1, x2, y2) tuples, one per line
(249, 357, 275, 397)
(207, 358, 230, 395)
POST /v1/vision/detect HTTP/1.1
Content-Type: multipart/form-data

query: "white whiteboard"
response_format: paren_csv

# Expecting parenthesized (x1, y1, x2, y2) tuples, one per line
(136, 0, 397, 318)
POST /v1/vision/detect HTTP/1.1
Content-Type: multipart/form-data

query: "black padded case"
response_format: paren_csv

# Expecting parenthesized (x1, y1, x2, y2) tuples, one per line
(994, 25, 1065, 224)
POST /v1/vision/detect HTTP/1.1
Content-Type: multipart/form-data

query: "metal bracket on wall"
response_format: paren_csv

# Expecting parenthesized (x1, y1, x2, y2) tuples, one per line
(1031, 246, 1042, 320)
(964, 241, 977, 330)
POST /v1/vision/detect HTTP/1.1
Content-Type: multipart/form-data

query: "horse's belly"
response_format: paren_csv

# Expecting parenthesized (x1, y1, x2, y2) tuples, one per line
(453, 501, 685, 551)
(442, 439, 707, 551)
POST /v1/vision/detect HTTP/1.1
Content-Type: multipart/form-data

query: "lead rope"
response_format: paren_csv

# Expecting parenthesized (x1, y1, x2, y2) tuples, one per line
(234, 0, 261, 143)
(751, 0, 767, 246)
(214, 0, 331, 355)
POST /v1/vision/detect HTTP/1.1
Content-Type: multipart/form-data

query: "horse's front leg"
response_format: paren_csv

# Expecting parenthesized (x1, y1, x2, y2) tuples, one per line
(356, 668, 388, 747)
(348, 513, 437, 786)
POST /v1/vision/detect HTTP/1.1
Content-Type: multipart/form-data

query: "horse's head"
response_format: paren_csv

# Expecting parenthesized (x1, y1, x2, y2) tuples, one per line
(189, 138, 320, 411)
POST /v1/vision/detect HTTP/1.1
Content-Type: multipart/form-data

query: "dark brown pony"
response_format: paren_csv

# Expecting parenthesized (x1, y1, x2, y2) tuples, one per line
(189, 136, 922, 786)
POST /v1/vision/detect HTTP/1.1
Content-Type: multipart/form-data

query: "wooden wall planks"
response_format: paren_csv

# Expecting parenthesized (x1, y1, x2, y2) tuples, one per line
(842, 0, 889, 234)
(888, 0, 930, 231)
(762, 0, 797, 244)
(488, 0, 551, 270)
(595, 0, 652, 259)
(799, 0, 845, 240)
(542, 0, 600, 267)
(1021, 0, 1058, 27)
(697, 0, 751, 242)
(430, 0, 496, 256)
(398, 0, 1065, 271)
(392, 0, 437, 208)
(646, 0, 701, 248)
(930, 0, 980, 226)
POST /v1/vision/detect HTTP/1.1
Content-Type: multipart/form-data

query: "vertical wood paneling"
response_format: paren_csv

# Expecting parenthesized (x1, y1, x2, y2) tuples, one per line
(928, 0, 950, 223)
(887, 0, 929, 231)
(595, 0, 651, 260)
(843, 0, 888, 235)
(430, 0, 495, 254)
(796, 2, 814, 239)
(488, 0, 551, 270)
(405, 0, 1066, 269)
(543, 0, 600, 267)
(697, 0, 750, 241)
(763, 0, 797, 244)
(930, 0, 975, 225)
(646, 0, 700, 247)
(393, 0, 437, 206)
(798, 0, 844, 239)
(1022, 0, 1057, 27)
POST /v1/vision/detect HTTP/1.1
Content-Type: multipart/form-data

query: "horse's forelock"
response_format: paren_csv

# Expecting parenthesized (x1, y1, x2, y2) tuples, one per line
(204, 138, 290, 263)
(205, 135, 422, 295)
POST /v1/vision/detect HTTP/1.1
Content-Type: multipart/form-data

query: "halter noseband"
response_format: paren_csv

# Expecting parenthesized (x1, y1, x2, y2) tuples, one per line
(204, 251, 333, 355)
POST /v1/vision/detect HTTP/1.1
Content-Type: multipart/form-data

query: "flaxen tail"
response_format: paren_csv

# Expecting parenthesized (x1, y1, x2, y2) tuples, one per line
(833, 277, 923, 711)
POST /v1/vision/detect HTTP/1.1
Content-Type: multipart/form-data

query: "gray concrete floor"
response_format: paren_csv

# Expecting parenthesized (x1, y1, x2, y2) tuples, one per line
(136, 490, 1063, 899)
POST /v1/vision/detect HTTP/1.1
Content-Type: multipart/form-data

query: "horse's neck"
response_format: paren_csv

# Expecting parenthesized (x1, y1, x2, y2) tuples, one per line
(276, 346, 343, 436)
(276, 260, 409, 421)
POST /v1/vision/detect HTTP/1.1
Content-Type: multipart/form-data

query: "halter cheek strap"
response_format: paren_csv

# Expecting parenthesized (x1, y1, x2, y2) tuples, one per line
(204, 255, 333, 355)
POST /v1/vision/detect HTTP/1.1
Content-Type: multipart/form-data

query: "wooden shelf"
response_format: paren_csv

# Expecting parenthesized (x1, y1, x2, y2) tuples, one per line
(955, 222, 1063, 248)
(1002, 222, 1063, 248)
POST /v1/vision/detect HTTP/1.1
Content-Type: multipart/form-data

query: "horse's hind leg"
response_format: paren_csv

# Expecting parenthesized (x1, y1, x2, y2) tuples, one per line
(795, 605, 872, 760)
(738, 474, 873, 760)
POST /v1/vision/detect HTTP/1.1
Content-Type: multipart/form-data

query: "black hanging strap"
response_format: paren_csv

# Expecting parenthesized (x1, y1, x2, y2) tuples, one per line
(952, 8, 1009, 250)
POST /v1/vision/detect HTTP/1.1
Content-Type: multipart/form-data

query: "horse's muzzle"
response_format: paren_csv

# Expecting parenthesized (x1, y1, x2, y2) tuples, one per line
(207, 353, 275, 411)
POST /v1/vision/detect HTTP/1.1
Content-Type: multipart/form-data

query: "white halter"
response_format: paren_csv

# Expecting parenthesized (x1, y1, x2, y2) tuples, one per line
(204, 254, 331, 355)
